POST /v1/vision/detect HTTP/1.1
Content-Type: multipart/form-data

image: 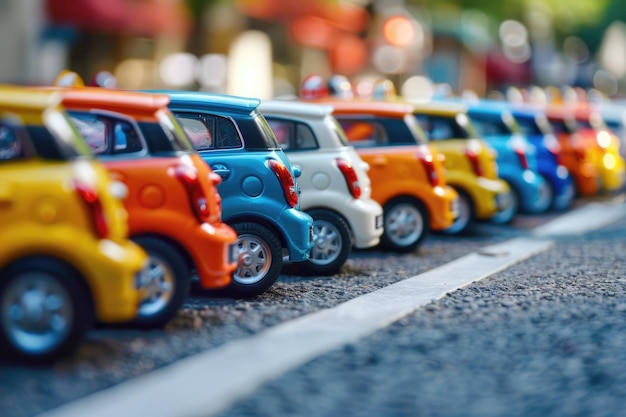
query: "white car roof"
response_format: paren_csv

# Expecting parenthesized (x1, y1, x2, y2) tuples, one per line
(259, 99, 334, 119)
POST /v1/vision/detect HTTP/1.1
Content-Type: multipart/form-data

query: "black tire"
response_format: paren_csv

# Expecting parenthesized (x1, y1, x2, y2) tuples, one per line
(131, 237, 190, 328)
(490, 183, 520, 225)
(222, 222, 283, 298)
(297, 209, 352, 276)
(441, 188, 475, 235)
(380, 197, 428, 253)
(0, 257, 92, 363)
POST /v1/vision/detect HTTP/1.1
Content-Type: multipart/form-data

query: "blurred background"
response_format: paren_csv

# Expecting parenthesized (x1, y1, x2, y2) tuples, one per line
(2, 0, 626, 99)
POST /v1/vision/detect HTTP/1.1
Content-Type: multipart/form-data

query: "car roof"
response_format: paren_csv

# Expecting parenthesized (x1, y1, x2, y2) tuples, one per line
(150, 90, 261, 115)
(259, 99, 333, 119)
(0, 85, 62, 113)
(315, 99, 415, 117)
(410, 99, 468, 116)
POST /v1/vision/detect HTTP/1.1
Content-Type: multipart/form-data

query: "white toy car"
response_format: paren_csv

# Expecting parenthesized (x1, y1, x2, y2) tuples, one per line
(259, 100, 384, 275)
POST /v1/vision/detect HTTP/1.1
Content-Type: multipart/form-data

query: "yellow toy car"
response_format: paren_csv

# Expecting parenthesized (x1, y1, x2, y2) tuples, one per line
(0, 86, 148, 362)
(411, 101, 513, 232)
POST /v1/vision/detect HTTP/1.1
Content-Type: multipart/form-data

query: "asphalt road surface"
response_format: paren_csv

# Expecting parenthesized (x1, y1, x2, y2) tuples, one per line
(1, 193, 625, 417)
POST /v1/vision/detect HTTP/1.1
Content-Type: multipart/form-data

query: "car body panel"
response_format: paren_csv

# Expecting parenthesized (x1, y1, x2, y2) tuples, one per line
(56, 87, 238, 289)
(410, 101, 513, 221)
(545, 105, 602, 196)
(508, 105, 575, 210)
(0, 87, 146, 324)
(322, 99, 458, 232)
(465, 102, 553, 214)
(161, 90, 314, 263)
(259, 100, 383, 249)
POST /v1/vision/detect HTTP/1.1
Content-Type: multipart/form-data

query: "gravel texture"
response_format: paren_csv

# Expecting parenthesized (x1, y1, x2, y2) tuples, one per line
(215, 216, 626, 417)
(0, 198, 618, 417)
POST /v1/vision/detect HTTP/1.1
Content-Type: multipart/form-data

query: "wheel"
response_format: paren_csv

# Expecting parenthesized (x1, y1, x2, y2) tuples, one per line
(490, 184, 519, 224)
(0, 257, 92, 363)
(380, 198, 428, 253)
(531, 176, 553, 214)
(298, 210, 352, 276)
(441, 188, 474, 235)
(224, 222, 283, 298)
(131, 237, 190, 328)
(552, 177, 575, 211)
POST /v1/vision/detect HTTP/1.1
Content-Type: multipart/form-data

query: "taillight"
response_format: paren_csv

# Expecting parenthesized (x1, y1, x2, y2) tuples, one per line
(514, 147, 530, 170)
(416, 150, 439, 187)
(209, 171, 223, 219)
(268, 159, 299, 208)
(174, 165, 210, 223)
(465, 148, 484, 177)
(75, 180, 109, 239)
(335, 158, 362, 198)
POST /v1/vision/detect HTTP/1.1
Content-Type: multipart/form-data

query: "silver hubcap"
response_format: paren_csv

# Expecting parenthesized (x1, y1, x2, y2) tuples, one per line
(310, 220, 342, 265)
(491, 191, 519, 224)
(446, 195, 471, 233)
(235, 234, 272, 285)
(386, 203, 424, 246)
(536, 181, 553, 212)
(138, 255, 174, 318)
(1, 272, 72, 355)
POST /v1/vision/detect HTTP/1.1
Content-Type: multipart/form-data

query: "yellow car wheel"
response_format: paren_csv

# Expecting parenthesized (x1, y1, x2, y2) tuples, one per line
(0, 257, 93, 363)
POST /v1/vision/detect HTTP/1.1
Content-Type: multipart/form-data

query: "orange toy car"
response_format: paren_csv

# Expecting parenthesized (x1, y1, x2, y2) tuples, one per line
(545, 105, 600, 196)
(53, 87, 238, 327)
(317, 99, 458, 253)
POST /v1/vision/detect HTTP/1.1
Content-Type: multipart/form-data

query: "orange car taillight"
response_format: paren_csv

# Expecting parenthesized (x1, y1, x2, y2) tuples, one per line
(417, 151, 439, 187)
(174, 165, 210, 223)
(208, 171, 223, 219)
(335, 158, 362, 198)
(268, 159, 299, 208)
(74, 180, 109, 239)
(465, 148, 484, 177)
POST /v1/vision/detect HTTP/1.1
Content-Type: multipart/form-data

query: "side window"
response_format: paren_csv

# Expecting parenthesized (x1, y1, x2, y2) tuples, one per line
(112, 121, 143, 153)
(71, 114, 108, 154)
(215, 117, 242, 149)
(267, 119, 293, 149)
(338, 120, 387, 147)
(177, 117, 212, 150)
(295, 123, 317, 150)
(430, 119, 454, 141)
(0, 124, 22, 160)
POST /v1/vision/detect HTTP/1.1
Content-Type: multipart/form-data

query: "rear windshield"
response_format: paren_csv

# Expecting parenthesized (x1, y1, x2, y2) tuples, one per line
(25, 108, 93, 161)
(326, 116, 350, 147)
(156, 108, 196, 152)
(470, 116, 512, 136)
(515, 114, 550, 136)
(415, 113, 475, 140)
(251, 110, 282, 150)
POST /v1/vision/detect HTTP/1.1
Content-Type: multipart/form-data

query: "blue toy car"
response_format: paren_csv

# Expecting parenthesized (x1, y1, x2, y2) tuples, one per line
(154, 91, 314, 298)
(507, 104, 575, 211)
(464, 101, 553, 223)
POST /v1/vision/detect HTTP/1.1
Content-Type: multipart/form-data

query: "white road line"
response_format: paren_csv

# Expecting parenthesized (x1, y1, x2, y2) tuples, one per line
(533, 197, 625, 237)
(38, 200, 625, 417)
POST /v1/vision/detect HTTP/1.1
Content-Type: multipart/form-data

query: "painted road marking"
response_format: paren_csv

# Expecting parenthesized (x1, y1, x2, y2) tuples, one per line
(533, 197, 625, 237)
(38, 199, 626, 417)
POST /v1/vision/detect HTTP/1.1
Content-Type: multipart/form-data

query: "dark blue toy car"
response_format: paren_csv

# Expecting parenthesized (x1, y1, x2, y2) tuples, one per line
(154, 91, 314, 298)
(464, 101, 553, 222)
(507, 104, 575, 211)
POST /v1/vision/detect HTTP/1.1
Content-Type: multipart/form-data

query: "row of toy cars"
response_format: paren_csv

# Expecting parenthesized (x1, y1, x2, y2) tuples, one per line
(0, 74, 389, 361)
(298, 75, 625, 228)
(0, 87, 153, 362)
